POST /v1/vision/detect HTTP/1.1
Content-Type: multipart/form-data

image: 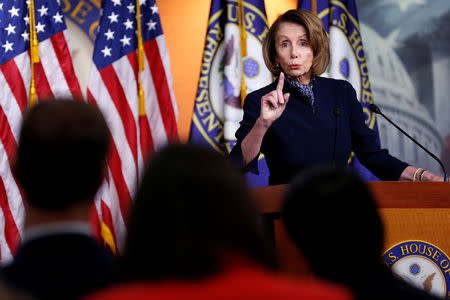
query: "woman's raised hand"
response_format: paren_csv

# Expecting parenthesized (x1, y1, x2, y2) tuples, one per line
(259, 72, 290, 127)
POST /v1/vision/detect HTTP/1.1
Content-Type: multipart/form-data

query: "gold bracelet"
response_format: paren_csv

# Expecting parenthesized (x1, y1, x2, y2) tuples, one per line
(419, 170, 427, 182)
(413, 168, 423, 182)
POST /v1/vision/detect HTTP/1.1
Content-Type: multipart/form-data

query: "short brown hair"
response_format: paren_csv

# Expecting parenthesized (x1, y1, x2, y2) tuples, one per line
(15, 100, 110, 209)
(263, 9, 330, 77)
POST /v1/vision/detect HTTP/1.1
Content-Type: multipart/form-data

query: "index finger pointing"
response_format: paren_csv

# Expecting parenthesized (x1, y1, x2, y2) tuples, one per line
(276, 72, 285, 92)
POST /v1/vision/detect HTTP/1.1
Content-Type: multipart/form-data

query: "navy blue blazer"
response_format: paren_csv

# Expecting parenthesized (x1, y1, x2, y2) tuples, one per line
(0, 233, 116, 300)
(229, 76, 408, 185)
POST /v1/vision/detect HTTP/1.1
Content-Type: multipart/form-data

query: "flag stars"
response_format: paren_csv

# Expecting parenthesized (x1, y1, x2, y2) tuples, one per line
(127, 4, 135, 13)
(2, 40, 13, 52)
(120, 35, 131, 47)
(21, 31, 29, 41)
(123, 18, 133, 30)
(36, 22, 46, 33)
(24, 15, 29, 24)
(150, 4, 158, 14)
(53, 12, 63, 23)
(139, 0, 146, 6)
(101, 46, 112, 57)
(104, 28, 115, 40)
(108, 12, 119, 23)
(111, 0, 121, 6)
(38, 5, 48, 17)
(147, 20, 156, 31)
(0, 3, 4, 11)
(8, 6, 20, 18)
(5, 23, 16, 35)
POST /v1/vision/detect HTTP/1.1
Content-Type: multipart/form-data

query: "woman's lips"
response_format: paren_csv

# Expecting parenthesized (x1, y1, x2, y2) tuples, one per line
(289, 64, 301, 69)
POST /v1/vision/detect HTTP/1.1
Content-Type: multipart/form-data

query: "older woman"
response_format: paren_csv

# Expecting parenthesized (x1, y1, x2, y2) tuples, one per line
(229, 9, 443, 185)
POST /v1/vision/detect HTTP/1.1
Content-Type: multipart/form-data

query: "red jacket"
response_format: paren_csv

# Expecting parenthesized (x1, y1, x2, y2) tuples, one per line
(83, 262, 352, 300)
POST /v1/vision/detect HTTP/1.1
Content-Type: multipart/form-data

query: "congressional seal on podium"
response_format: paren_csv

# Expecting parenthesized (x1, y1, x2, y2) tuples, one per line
(383, 240, 450, 299)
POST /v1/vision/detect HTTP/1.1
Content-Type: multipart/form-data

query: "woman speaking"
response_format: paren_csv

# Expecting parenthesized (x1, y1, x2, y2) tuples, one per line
(229, 9, 443, 185)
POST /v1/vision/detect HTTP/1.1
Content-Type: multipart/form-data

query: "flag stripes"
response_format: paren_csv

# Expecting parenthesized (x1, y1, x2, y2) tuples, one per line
(0, 0, 82, 263)
(87, 0, 178, 251)
(99, 64, 139, 166)
(144, 39, 177, 140)
(0, 0, 177, 260)
(0, 91, 23, 262)
(34, 62, 54, 99)
(0, 172, 20, 259)
(1, 60, 28, 112)
(50, 32, 83, 99)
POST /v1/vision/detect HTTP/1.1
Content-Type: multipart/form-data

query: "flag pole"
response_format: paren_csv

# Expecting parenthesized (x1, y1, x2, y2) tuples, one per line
(238, 0, 247, 107)
(28, 0, 40, 106)
(312, 0, 317, 15)
(135, 0, 145, 182)
(136, 0, 146, 117)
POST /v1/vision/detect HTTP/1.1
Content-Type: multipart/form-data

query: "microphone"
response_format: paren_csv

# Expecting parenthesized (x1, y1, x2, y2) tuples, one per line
(333, 107, 340, 168)
(369, 103, 448, 182)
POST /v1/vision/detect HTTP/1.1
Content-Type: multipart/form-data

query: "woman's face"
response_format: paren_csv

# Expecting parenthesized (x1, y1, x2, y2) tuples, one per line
(275, 22, 314, 84)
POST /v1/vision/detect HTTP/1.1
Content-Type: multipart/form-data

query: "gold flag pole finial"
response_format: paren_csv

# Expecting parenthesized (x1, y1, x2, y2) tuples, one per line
(136, 0, 146, 116)
(101, 222, 117, 254)
(238, 0, 247, 107)
(29, 0, 40, 107)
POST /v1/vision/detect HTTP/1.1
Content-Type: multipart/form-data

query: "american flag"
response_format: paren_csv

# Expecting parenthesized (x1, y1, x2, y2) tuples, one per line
(0, 0, 81, 263)
(87, 0, 178, 253)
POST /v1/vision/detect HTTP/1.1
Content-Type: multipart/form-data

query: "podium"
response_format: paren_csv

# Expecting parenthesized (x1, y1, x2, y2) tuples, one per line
(250, 182, 450, 277)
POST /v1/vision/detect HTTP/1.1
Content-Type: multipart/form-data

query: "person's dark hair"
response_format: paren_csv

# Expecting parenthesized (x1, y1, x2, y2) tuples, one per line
(263, 9, 330, 77)
(14, 100, 110, 210)
(120, 143, 276, 281)
(281, 166, 383, 284)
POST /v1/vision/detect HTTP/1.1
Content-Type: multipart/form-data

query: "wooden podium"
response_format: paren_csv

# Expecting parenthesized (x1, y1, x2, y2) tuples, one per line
(250, 182, 450, 277)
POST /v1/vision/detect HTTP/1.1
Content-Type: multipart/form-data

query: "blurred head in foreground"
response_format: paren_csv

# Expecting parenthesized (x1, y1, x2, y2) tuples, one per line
(14, 99, 110, 210)
(121, 143, 276, 281)
(281, 166, 384, 285)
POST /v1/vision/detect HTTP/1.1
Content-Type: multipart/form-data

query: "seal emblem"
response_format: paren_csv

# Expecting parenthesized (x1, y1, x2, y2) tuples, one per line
(383, 240, 450, 299)
(191, 0, 272, 154)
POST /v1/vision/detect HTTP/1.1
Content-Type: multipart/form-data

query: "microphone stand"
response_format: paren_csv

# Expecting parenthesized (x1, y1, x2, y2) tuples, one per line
(369, 104, 448, 182)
